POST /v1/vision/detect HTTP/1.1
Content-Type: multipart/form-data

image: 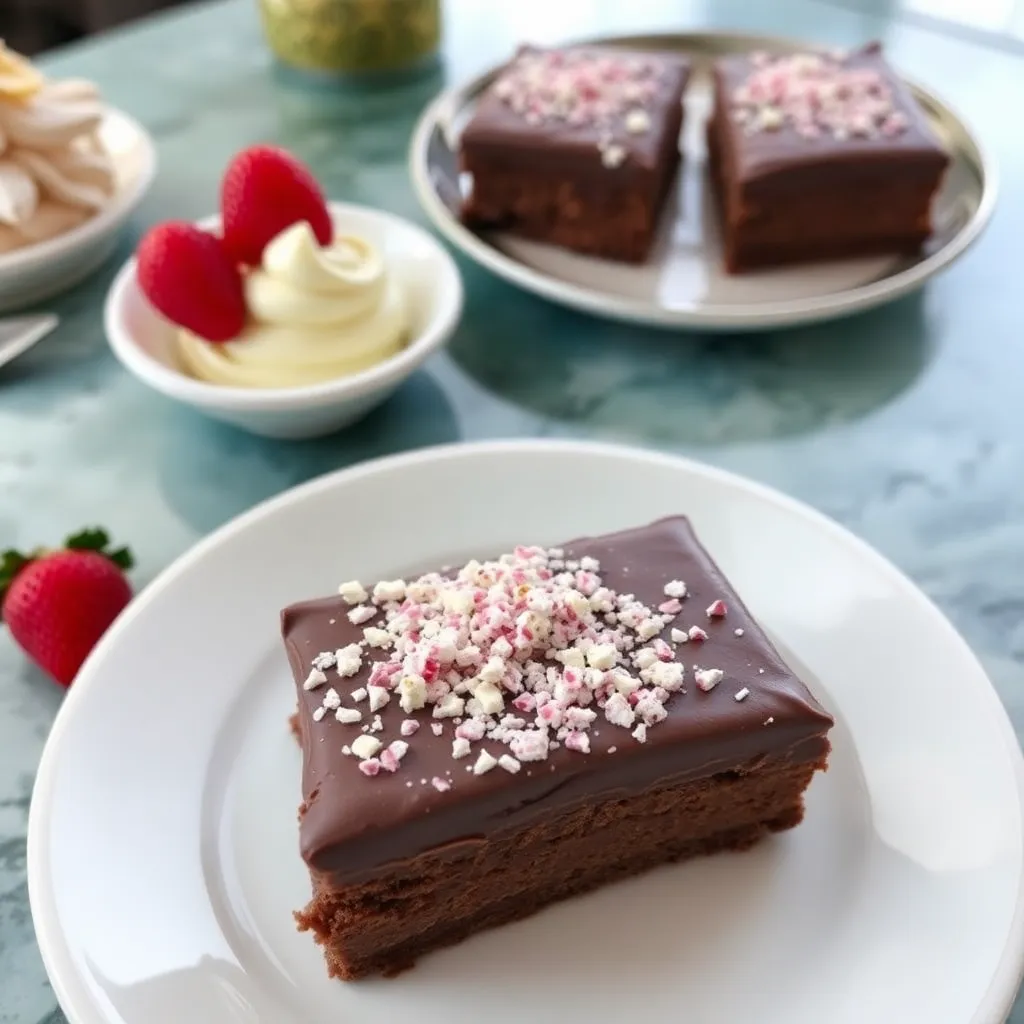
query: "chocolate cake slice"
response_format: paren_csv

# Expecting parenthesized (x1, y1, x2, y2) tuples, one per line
(707, 43, 949, 272)
(283, 516, 833, 980)
(460, 45, 689, 262)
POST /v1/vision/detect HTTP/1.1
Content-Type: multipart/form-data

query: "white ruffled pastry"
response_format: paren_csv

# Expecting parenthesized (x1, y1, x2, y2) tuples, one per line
(0, 43, 115, 255)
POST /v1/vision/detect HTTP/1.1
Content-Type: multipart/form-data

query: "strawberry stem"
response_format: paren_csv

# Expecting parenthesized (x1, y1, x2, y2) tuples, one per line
(0, 528, 134, 621)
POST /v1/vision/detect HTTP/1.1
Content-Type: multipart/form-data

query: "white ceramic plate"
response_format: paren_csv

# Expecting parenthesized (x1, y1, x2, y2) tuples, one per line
(28, 441, 1024, 1023)
(409, 33, 996, 331)
(0, 106, 157, 312)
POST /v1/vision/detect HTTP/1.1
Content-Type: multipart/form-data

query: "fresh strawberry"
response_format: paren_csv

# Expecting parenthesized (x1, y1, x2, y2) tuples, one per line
(220, 145, 332, 266)
(136, 222, 246, 342)
(1, 529, 134, 688)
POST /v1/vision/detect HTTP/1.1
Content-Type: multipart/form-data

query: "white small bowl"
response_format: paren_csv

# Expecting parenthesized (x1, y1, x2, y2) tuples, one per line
(0, 107, 157, 312)
(105, 201, 464, 439)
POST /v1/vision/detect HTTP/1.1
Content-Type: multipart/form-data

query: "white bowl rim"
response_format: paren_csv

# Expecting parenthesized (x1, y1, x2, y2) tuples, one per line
(104, 201, 464, 412)
(0, 105, 157, 275)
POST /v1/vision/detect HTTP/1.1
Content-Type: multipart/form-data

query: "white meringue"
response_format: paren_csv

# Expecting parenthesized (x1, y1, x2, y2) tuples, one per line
(0, 159, 37, 225)
(0, 95, 104, 150)
(10, 149, 110, 212)
(37, 78, 103, 103)
(0, 201, 88, 254)
(0, 45, 115, 253)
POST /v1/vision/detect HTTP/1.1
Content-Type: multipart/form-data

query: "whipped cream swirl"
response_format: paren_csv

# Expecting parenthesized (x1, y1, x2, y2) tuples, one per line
(178, 221, 408, 388)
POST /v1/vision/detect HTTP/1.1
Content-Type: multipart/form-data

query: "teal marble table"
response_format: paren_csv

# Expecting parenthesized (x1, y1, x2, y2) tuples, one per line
(2, 0, 1023, 1018)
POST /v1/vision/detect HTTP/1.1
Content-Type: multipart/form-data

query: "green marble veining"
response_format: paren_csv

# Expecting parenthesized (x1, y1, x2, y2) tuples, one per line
(2, 0, 1024, 1019)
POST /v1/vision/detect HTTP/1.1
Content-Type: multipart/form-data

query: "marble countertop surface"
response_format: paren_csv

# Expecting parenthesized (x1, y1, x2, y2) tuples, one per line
(2, 0, 1023, 1019)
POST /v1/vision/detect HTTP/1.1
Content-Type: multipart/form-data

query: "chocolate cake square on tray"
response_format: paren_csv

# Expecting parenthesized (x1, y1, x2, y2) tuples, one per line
(707, 43, 950, 272)
(283, 515, 833, 981)
(459, 45, 690, 262)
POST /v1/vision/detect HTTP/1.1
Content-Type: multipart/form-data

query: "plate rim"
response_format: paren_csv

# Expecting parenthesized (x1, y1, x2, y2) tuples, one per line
(27, 438, 1024, 1023)
(408, 30, 999, 332)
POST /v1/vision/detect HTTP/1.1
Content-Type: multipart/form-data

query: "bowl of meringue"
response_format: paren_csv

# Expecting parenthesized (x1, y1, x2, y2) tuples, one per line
(0, 43, 157, 311)
(104, 146, 462, 439)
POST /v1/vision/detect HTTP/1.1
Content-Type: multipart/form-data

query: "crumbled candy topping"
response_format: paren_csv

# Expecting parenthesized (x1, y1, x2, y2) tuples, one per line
(731, 50, 909, 141)
(489, 47, 666, 166)
(351, 734, 381, 760)
(624, 108, 651, 134)
(347, 604, 376, 625)
(335, 643, 363, 677)
(380, 740, 408, 773)
(338, 580, 368, 605)
(303, 668, 326, 691)
(306, 546, 757, 789)
(600, 143, 626, 169)
(695, 667, 724, 692)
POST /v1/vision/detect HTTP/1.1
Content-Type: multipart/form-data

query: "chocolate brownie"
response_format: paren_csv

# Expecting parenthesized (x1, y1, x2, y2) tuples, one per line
(460, 45, 689, 262)
(283, 516, 833, 979)
(707, 43, 950, 272)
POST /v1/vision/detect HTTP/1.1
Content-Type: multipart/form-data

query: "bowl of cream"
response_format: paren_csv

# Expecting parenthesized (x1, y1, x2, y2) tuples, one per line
(104, 201, 463, 439)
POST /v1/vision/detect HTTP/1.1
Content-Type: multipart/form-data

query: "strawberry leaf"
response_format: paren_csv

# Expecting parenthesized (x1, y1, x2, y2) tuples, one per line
(65, 528, 134, 572)
(66, 528, 111, 552)
(106, 546, 135, 571)
(0, 548, 30, 622)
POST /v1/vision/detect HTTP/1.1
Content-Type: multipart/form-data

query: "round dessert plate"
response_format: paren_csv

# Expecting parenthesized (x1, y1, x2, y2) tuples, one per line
(409, 32, 995, 331)
(28, 441, 1024, 1024)
(0, 106, 157, 312)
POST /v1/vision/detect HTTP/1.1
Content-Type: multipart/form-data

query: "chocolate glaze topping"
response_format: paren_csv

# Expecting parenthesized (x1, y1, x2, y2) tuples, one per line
(712, 43, 949, 185)
(461, 45, 690, 176)
(283, 516, 833, 884)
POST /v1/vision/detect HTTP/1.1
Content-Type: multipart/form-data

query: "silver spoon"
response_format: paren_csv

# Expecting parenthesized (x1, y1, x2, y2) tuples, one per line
(0, 314, 59, 370)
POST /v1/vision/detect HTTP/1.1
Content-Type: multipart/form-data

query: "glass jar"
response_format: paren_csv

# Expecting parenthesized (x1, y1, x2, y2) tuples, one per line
(258, 0, 441, 78)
